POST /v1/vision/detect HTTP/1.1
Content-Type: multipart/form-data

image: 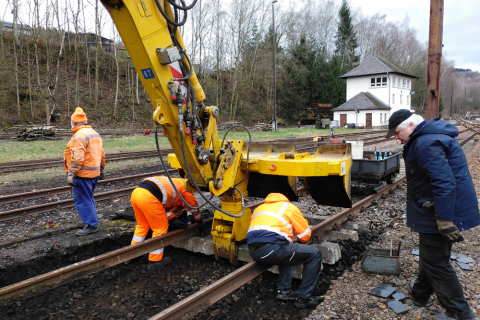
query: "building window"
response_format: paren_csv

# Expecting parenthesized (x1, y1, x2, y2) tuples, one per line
(407, 80, 410, 88)
(400, 94, 403, 105)
(407, 95, 410, 105)
(392, 77, 396, 87)
(392, 94, 395, 104)
(397, 78, 401, 87)
(371, 77, 386, 87)
(380, 113, 383, 124)
(403, 79, 407, 88)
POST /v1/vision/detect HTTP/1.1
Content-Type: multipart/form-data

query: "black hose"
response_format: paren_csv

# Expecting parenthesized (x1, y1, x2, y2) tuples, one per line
(154, 0, 188, 26)
(167, 0, 198, 11)
(178, 115, 245, 218)
(153, 125, 211, 212)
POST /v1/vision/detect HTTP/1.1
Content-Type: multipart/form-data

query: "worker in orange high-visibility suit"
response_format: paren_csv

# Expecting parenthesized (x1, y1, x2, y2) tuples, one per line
(247, 193, 322, 309)
(130, 176, 206, 268)
(64, 107, 105, 237)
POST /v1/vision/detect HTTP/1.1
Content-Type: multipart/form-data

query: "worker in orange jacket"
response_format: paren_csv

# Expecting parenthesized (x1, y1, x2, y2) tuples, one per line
(130, 176, 205, 268)
(64, 107, 105, 236)
(247, 193, 322, 309)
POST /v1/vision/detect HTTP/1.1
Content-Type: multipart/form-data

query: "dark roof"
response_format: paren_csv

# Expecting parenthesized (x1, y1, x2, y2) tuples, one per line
(332, 92, 391, 111)
(340, 56, 419, 79)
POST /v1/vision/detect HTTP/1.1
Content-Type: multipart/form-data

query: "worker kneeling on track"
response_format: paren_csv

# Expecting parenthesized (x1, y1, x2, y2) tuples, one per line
(130, 177, 207, 269)
(247, 193, 322, 309)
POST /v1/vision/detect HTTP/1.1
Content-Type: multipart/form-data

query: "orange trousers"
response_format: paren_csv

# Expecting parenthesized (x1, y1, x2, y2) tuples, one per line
(130, 187, 168, 261)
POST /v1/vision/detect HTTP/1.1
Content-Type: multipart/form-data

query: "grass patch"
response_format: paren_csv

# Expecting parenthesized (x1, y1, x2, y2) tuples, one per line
(0, 127, 363, 163)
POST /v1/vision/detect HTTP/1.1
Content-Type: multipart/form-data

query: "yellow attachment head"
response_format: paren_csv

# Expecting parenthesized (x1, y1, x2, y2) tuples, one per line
(183, 178, 197, 193)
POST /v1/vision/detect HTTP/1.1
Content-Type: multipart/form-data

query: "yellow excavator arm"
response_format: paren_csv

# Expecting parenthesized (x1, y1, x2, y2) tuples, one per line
(101, 0, 352, 264)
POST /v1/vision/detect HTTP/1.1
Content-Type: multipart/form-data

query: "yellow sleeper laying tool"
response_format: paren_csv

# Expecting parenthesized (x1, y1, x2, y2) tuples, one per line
(101, 0, 352, 264)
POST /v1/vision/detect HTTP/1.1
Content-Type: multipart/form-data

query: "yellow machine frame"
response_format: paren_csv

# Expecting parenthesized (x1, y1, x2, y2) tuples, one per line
(101, 0, 352, 264)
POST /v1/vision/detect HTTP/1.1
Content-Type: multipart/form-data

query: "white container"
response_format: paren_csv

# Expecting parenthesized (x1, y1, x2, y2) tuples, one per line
(346, 140, 364, 159)
(330, 120, 339, 128)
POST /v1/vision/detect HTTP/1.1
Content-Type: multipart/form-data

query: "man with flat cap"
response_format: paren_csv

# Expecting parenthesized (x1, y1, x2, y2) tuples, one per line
(386, 109, 479, 320)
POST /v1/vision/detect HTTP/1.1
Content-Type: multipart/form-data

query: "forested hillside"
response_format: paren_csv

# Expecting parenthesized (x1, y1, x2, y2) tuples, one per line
(0, 0, 474, 130)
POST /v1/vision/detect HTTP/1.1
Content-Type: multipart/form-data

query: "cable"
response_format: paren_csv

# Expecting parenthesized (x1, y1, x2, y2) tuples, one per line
(178, 117, 245, 218)
(153, 125, 210, 212)
(167, 0, 197, 10)
(154, 0, 188, 26)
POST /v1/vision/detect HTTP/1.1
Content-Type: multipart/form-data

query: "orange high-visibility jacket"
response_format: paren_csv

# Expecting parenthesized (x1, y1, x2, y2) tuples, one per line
(64, 125, 105, 178)
(247, 193, 311, 243)
(143, 177, 201, 221)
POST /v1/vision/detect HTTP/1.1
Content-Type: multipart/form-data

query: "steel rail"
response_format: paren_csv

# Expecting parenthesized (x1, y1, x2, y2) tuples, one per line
(0, 199, 268, 305)
(0, 150, 171, 174)
(149, 176, 406, 320)
(0, 222, 201, 304)
(0, 186, 136, 222)
(0, 169, 178, 205)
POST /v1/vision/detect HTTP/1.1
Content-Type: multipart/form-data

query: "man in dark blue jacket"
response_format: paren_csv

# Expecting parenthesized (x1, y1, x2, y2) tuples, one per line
(386, 109, 480, 320)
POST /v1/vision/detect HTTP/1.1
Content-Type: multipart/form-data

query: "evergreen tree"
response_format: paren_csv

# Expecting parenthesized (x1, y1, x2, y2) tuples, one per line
(278, 36, 315, 120)
(334, 0, 359, 72)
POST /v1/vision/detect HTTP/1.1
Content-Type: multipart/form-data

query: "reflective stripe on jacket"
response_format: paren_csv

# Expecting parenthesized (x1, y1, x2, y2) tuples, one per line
(247, 193, 311, 245)
(143, 177, 201, 221)
(64, 125, 105, 178)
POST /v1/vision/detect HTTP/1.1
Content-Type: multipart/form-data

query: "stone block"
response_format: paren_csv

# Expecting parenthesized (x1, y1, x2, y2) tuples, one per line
(323, 229, 359, 242)
(314, 242, 341, 265)
(172, 234, 215, 255)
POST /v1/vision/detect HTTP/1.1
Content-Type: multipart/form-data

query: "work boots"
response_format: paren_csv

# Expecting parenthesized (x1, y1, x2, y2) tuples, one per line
(408, 280, 432, 307)
(76, 224, 98, 236)
(147, 257, 172, 269)
(294, 296, 321, 309)
(276, 289, 297, 301)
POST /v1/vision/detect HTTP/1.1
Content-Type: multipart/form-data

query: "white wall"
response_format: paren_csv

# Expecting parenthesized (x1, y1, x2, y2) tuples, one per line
(346, 73, 414, 109)
(334, 109, 389, 127)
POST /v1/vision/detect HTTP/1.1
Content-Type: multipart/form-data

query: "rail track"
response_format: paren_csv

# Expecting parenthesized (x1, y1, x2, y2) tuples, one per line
(0, 169, 178, 221)
(0, 175, 405, 318)
(0, 130, 388, 174)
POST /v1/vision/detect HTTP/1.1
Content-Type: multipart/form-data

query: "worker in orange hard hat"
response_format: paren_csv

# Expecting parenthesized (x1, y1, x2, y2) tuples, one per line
(130, 176, 207, 268)
(64, 107, 105, 236)
(247, 193, 322, 309)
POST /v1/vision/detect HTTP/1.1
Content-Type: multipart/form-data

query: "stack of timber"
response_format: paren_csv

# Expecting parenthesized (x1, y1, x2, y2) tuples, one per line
(16, 126, 59, 141)
(251, 123, 271, 131)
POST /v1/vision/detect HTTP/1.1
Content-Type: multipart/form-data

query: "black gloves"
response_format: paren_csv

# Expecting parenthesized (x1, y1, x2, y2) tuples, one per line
(171, 218, 187, 230)
(99, 172, 105, 180)
(67, 172, 77, 187)
(437, 220, 464, 243)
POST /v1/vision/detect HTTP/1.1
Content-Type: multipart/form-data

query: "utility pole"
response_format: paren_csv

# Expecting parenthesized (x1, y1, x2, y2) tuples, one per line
(272, 0, 277, 132)
(450, 81, 453, 120)
(425, 0, 443, 121)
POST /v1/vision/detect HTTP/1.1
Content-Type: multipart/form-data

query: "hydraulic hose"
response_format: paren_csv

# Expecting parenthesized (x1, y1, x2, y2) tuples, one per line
(153, 125, 211, 212)
(178, 117, 245, 218)
(154, 0, 188, 26)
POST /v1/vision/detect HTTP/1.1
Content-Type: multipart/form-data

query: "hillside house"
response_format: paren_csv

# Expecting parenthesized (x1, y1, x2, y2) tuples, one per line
(332, 56, 418, 129)
(0, 21, 32, 35)
(64, 32, 114, 50)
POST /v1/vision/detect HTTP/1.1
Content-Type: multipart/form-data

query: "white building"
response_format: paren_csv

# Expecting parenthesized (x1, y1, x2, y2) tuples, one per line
(332, 56, 418, 129)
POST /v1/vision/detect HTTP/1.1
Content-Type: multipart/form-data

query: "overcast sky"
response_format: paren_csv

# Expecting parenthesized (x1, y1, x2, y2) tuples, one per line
(347, 0, 480, 72)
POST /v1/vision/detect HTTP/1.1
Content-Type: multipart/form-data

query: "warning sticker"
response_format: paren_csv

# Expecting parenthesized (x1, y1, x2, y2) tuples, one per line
(341, 161, 346, 175)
